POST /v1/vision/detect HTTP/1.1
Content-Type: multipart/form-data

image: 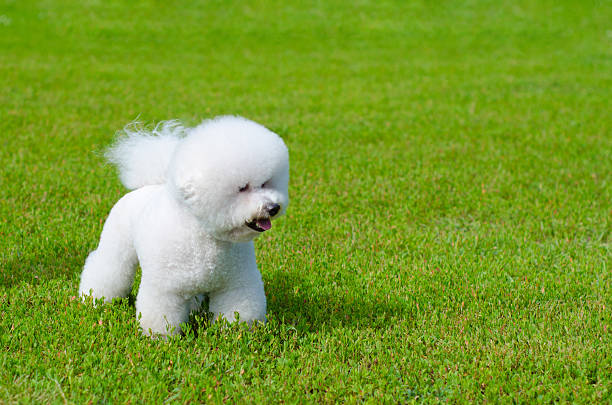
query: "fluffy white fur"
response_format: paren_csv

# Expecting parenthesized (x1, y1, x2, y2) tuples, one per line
(79, 116, 289, 336)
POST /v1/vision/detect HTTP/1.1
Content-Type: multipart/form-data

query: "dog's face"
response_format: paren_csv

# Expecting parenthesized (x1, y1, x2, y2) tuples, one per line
(168, 117, 289, 242)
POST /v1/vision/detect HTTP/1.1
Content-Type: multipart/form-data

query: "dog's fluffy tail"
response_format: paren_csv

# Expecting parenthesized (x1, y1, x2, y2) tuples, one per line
(105, 121, 185, 190)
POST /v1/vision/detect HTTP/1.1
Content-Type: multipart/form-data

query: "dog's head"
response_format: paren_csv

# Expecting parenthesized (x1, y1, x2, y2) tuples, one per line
(168, 116, 289, 242)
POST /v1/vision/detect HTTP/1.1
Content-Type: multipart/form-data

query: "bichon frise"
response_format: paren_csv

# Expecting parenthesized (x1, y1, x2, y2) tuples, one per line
(79, 116, 289, 336)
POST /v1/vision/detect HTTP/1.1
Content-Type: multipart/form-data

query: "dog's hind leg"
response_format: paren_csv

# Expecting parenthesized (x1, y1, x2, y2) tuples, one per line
(79, 202, 138, 303)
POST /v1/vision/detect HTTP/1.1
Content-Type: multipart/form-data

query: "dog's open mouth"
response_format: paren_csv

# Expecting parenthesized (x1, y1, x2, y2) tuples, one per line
(246, 218, 272, 232)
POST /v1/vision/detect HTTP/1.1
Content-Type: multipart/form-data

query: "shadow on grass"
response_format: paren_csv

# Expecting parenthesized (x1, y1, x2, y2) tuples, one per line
(263, 270, 407, 331)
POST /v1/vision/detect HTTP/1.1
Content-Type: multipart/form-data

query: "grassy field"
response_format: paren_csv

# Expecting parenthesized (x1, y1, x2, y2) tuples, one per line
(1, 0, 611, 402)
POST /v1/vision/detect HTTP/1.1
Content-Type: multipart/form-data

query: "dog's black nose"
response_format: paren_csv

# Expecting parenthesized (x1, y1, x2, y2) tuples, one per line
(267, 203, 280, 217)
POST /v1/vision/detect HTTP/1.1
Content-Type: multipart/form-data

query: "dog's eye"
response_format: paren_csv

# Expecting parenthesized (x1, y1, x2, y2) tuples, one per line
(261, 180, 270, 188)
(239, 184, 250, 192)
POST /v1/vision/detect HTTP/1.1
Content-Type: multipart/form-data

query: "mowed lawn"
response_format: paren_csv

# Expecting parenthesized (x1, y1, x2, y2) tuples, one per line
(1, 0, 611, 402)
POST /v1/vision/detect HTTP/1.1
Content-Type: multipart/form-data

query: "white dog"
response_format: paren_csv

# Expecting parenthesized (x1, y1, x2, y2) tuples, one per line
(79, 116, 289, 336)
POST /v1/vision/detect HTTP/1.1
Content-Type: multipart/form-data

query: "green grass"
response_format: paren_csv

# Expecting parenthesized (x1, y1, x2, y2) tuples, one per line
(1, 0, 611, 402)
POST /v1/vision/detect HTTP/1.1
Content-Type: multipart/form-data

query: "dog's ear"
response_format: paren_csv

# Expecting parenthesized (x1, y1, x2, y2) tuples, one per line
(171, 175, 197, 202)
(176, 181, 196, 201)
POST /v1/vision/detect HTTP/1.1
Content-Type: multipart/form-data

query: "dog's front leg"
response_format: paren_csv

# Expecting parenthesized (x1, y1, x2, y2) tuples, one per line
(208, 272, 267, 325)
(136, 284, 191, 337)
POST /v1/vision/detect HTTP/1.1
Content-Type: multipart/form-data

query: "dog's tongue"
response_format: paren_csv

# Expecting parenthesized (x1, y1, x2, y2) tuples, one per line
(257, 218, 272, 231)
